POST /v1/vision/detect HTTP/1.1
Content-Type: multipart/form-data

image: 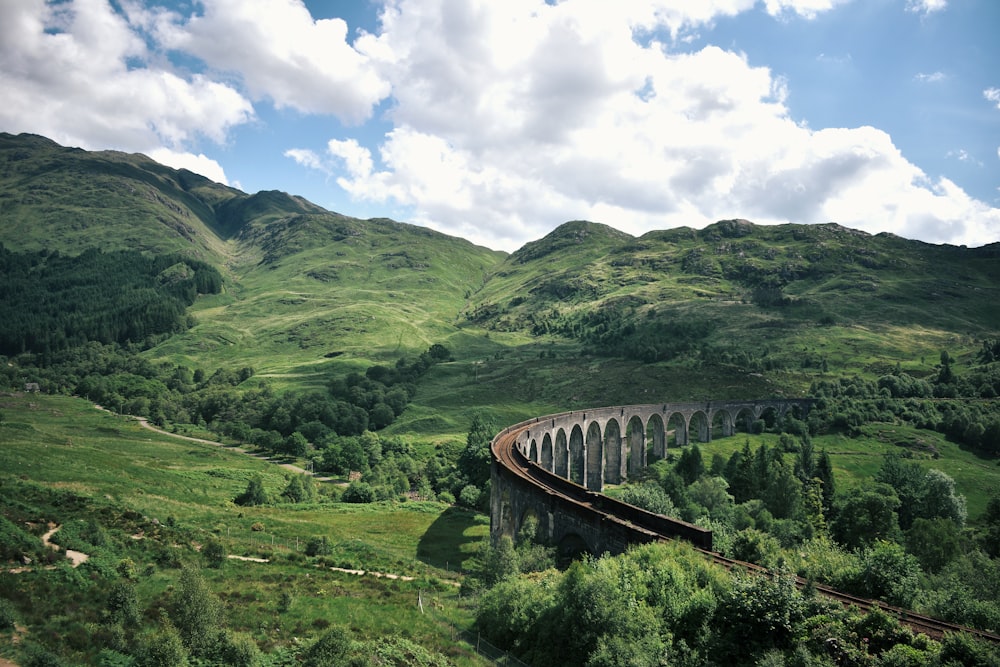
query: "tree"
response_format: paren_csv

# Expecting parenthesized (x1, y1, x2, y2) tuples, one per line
(875, 454, 926, 530)
(675, 445, 705, 485)
(851, 541, 921, 608)
(281, 474, 314, 504)
(481, 535, 520, 587)
(170, 567, 224, 656)
(140, 616, 188, 667)
(620, 481, 676, 516)
(831, 483, 901, 550)
(368, 402, 395, 430)
(234, 476, 267, 506)
(458, 484, 481, 508)
(983, 495, 1000, 558)
(905, 517, 960, 573)
(920, 468, 967, 526)
(458, 412, 497, 490)
(305, 536, 332, 557)
(686, 476, 733, 521)
(105, 581, 141, 627)
(282, 431, 308, 458)
(216, 630, 261, 667)
(814, 450, 835, 511)
(202, 539, 225, 568)
(342, 481, 375, 503)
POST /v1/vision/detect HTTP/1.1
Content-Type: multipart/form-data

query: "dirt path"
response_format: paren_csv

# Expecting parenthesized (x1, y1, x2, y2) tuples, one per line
(41, 523, 89, 567)
(4, 523, 89, 575)
(128, 413, 336, 483)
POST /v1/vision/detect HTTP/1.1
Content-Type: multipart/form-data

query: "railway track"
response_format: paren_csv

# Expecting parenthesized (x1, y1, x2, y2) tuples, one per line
(492, 421, 1000, 644)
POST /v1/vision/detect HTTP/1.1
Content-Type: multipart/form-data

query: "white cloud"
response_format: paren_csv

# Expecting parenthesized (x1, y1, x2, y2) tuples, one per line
(906, 0, 947, 15)
(317, 0, 999, 251)
(147, 148, 230, 185)
(284, 148, 328, 173)
(986, 88, 1000, 110)
(156, 0, 390, 123)
(915, 71, 945, 83)
(0, 0, 252, 160)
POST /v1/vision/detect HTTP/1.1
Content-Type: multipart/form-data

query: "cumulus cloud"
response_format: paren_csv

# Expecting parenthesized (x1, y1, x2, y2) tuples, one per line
(0, 0, 253, 180)
(147, 148, 231, 185)
(154, 0, 390, 123)
(304, 0, 998, 250)
(0, 0, 253, 179)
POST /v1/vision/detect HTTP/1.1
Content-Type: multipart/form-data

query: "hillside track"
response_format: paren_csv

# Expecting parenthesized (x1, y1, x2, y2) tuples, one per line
(492, 421, 1000, 644)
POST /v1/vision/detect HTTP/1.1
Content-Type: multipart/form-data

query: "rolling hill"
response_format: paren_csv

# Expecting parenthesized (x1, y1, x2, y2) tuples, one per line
(2, 131, 999, 425)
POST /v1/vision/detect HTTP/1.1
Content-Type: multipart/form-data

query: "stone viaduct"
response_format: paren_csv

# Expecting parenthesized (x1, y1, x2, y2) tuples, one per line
(491, 398, 812, 557)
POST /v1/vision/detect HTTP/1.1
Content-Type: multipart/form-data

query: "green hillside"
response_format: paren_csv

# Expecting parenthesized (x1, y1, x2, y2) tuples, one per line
(0, 132, 505, 386)
(466, 218, 1000, 378)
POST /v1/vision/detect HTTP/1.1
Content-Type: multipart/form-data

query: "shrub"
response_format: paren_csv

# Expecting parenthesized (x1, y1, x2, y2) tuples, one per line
(458, 484, 481, 508)
(305, 536, 332, 557)
(302, 626, 353, 667)
(0, 597, 17, 630)
(342, 481, 376, 504)
(202, 539, 225, 568)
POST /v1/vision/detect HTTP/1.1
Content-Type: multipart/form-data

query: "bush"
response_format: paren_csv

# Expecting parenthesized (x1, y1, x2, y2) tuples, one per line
(202, 539, 225, 568)
(302, 626, 353, 667)
(458, 484, 481, 508)
(0, 597, 17, 630)
(215, 630, 262, 667)
(305, 536, 332, 557)
(342, 481, 376, 504)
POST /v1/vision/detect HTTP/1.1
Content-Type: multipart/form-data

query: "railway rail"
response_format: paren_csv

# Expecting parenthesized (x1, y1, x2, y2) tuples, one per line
(492, 421, 1000, 644)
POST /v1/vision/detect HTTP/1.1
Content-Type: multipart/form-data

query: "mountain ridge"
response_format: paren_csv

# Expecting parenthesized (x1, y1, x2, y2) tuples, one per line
(2, 132, 998, 408)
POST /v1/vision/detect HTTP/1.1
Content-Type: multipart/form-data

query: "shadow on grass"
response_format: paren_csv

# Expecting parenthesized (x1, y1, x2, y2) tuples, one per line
(416, 506, 488, 573)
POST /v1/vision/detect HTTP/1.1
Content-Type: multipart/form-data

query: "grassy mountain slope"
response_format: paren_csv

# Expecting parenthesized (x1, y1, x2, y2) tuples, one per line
(2, 132, 999, 432)
(0, 133, 505, 388)
(0, 132, 242, 261)
(464, 218, 1000, 385)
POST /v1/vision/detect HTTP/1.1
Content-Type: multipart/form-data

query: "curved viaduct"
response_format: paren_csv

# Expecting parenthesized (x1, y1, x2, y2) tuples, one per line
(490, 398, 812, 556)
(489, 398, 1000, 644)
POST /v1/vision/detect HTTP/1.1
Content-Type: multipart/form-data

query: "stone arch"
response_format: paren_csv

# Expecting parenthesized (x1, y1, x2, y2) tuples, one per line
(646, 413, 666, 463)
(604, 418, 623, 485)
(735, 407, 756, 433)
(689, 410, 710, 442)
(711, 409, 734, 439)
(555, 428, 569, 478)
(541, 433, 553, 472)
(586, 421, 603, 491)
(759, 405, 779, 429)
(625, 415, 646, 478)
(569, 424, 585, 486)
(529, 438, 538, 463)
(556, 532, 594, 565)
(519, 507, 547, 543)
(666, 411, 688, 448)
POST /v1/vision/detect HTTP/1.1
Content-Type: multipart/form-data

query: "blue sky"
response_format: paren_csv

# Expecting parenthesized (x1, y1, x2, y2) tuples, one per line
(2, 0, 998, 251)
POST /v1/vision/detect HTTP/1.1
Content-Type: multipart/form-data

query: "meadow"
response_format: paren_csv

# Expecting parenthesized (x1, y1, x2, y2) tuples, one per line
(0, 392, 490, 665)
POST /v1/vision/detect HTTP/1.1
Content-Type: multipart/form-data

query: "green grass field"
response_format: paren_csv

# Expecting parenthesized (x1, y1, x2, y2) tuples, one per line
(0, 392, 491, 665)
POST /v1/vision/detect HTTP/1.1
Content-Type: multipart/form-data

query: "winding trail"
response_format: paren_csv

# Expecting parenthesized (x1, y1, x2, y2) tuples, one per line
(110, 408, 337, 483)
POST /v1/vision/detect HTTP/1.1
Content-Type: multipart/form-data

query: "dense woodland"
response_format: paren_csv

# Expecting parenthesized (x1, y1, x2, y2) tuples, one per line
(0, 246, 222, 356)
